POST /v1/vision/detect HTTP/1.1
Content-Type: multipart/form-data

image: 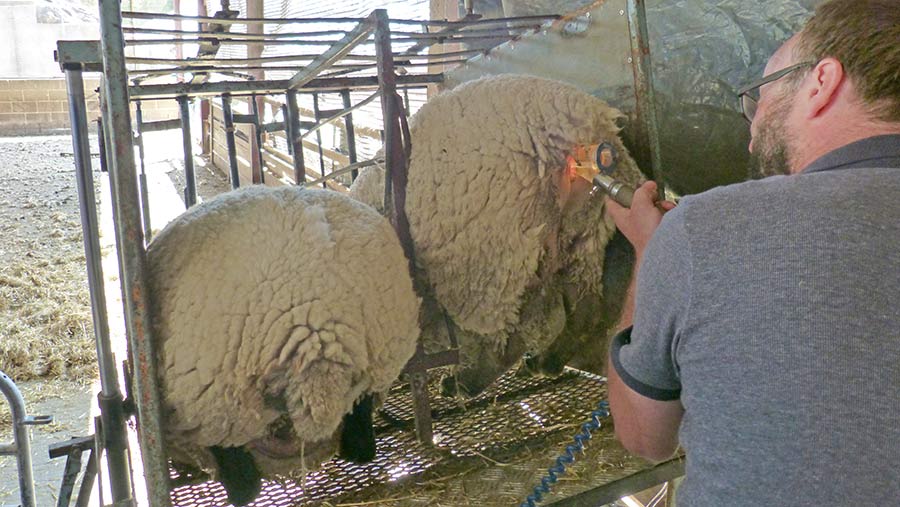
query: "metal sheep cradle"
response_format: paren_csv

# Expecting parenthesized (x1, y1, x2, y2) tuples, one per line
(34, 0, 818, 505)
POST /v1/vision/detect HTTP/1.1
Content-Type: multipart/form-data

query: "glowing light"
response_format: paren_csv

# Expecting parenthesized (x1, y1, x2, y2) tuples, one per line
(387, 462, 411, 481)
(518, 401, 544, 426)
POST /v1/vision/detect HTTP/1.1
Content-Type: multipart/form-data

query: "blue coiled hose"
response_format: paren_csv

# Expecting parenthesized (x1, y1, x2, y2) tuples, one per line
(520, 400, 611, 507)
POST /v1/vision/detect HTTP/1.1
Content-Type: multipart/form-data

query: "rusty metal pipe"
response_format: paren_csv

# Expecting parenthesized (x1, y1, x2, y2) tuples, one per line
(97, 0, 169, 503)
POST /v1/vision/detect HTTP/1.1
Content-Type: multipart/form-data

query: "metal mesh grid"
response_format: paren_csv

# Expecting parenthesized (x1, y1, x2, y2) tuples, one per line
(169, 367, 639, 507)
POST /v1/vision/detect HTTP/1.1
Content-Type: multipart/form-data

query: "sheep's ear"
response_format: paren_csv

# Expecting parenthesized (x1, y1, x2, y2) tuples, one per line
(209, 445, 262, 507)
(338, 394, 376, 463)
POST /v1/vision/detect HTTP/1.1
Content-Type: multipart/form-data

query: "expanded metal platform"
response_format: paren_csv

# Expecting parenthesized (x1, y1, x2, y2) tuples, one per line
(168, 367, 654, 507)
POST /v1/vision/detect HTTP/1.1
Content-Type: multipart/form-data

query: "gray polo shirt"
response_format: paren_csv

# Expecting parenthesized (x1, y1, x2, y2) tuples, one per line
(610, 134, 900, 506)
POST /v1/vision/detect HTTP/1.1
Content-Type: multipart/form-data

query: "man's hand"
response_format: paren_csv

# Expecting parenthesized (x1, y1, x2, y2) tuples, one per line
(605, 181, 676, 257)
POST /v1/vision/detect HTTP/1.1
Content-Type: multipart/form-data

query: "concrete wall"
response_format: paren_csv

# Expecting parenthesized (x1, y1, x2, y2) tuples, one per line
(0, 78, 179, 136)
(0, 77, 100, 135)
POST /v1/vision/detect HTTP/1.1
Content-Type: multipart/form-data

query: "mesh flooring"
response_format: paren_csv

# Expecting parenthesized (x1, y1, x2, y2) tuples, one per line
(168, 367, 648, 507)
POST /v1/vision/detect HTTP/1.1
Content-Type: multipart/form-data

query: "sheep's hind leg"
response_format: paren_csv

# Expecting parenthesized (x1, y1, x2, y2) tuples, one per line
(209, 445, 262, 507)
(338, 394, 376, 463)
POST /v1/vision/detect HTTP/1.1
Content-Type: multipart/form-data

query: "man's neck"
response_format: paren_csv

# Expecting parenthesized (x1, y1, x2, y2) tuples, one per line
(790, 121, 900, 174)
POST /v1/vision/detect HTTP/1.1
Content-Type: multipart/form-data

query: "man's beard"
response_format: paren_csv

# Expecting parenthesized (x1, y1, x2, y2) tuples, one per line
(748, 92, 795, 179)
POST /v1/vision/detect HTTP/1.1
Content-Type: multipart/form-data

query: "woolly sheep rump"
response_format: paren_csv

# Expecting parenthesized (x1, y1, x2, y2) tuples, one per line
(351, 74, 643, 393)
(146, 186, 420, 469)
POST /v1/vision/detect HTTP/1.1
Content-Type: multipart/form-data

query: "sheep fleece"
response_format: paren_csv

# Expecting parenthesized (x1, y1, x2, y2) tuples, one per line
(405, 75, 640, 336)
(350, 74, 644, 393)
(146, 186, 419, 456)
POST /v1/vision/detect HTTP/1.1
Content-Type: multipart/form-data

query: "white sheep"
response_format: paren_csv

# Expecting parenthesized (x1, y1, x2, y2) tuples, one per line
(146, 186, 420, 505)
(350, 74, 643, 396)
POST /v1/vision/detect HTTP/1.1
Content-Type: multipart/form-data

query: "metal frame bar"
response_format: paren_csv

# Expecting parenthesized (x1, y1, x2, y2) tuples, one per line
(129, 59, 469, 79)
(340, 89, 360, 180)
(124, 25, 541, 40)
(133, 100, 153, 241)
(311, 92, 327, 187)
(125, 34, 522, 46)
(126, 48, 486, 66)
(303, 157, 381, 187)
(301, 90, 379, 140)
(1, 371, 48, 507)
(545, 457, 685, 507)
(398, 12, 483, 57)
(75, 450, 98, 507)
(121, 10, 559, 26)
(250, 94, 266, 184)
(221, 93, 242, 189)
(625, 0, 664, 198)
(49, 436, 96, 507)
(97, 0, 169, 504)
(288, 14, 376, 90)
(67, 64, 137, 505)
(178, 95, 199, 205)
(285, 89, 306, 184)
(372, 9, 442, 446)
(130, 74, 444, 99)
(124, 26, 349, 38)
(138, 118, 183, 133)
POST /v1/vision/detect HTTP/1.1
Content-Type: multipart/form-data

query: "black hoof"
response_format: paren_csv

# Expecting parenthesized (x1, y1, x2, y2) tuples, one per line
(208, 445, 262, 507)
(338, 394, 376, 463)
(440, 375, 460, 397)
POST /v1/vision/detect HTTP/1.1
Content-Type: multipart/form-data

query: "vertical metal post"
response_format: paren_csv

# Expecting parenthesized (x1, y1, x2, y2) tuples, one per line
(70, 65, 136, 505)
(285, 90, 306, 184)
(403, 88, 411, 117)
(75, 450, 98, 507)
(247, 0, 265, 184)
(134, 100, 152, 240)
(250, 94, 266, 184)
(66, 68, 118, 404)
(201, 99, 211, 154)
(56, 448, 83, 507)
(375, 12, 398, 216)
(97, 1, 170, 505)
(374, 8, 433, 445)
(221, 93, 241, 189)
(625, 0, 664, 199)
(0, 372, 36, 507)
(340, 89, 359, 181)
(281, 104, 292, 154)
(311, 92, 327, 188)
(97, 117, 109, 173)
(178, 95, 198, 207)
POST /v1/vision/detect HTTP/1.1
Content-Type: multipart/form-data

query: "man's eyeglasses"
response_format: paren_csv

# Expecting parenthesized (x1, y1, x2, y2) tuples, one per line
(737, 62, 814, 123)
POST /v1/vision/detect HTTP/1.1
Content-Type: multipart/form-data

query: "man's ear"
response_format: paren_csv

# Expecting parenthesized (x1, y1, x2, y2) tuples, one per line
(803, 57, 845, 119)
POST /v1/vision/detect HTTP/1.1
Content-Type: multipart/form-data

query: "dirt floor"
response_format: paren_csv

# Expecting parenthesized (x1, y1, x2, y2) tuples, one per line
(0, 135, 98, 507)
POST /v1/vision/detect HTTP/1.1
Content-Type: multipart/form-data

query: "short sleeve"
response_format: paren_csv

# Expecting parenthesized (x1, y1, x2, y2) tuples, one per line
(610, 204, 693, 401)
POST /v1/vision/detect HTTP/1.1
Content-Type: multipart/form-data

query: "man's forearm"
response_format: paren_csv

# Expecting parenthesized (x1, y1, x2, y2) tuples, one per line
(606, 253, 682, 462)
(615, 254, 642, 332)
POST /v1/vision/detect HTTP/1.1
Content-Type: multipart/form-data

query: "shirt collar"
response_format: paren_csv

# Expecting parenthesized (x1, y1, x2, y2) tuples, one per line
(801, 134, 900, 174)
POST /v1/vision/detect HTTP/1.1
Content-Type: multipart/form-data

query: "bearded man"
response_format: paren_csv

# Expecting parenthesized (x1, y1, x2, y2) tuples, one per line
(602, 0, 900, 504)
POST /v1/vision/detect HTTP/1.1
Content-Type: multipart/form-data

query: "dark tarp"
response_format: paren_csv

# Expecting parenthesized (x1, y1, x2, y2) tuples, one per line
(458, 0, 823, 194)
